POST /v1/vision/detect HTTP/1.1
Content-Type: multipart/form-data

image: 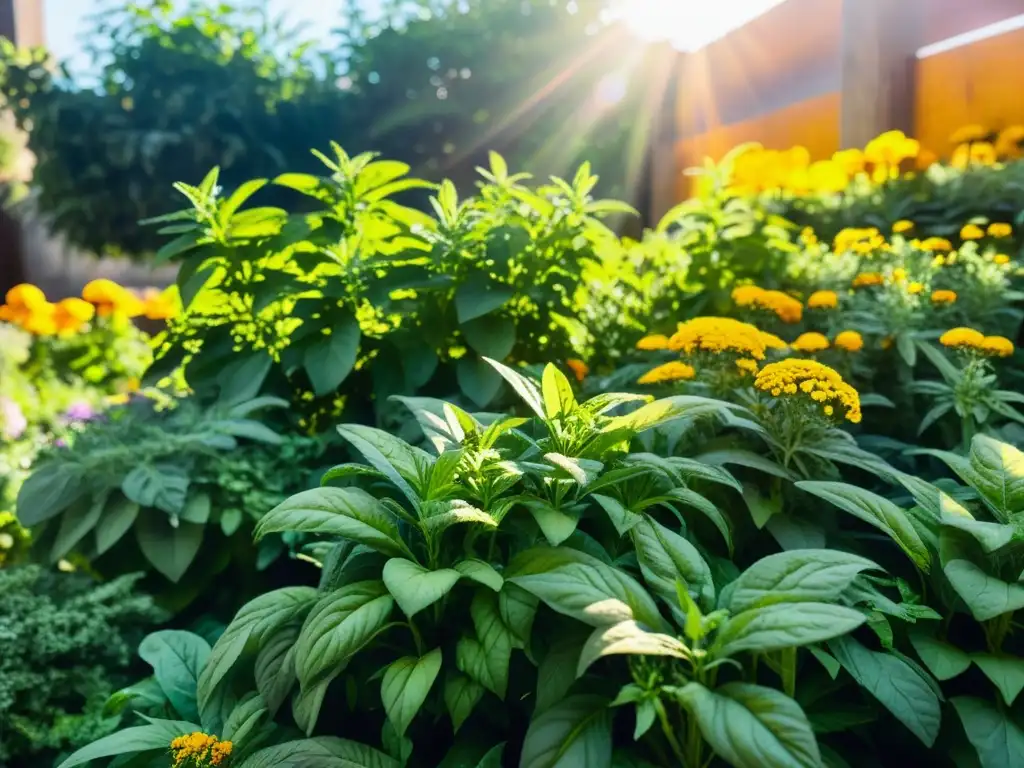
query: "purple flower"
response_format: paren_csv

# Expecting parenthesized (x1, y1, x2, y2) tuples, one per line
(54, 438, 68, 449)
(1, 397, 27, 440)
(64, 401, 96, 422)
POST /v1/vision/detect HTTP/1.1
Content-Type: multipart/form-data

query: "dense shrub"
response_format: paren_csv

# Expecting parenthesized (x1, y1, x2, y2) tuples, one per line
(0, 565, 162, 766)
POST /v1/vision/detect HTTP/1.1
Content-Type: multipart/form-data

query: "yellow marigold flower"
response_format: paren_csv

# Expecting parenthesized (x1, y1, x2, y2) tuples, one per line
(864, 130, 919, 166)
(566, 358, 588, 382)
(638, 361, 696, 385)
(142, 287, 178, 320)
(735, 358, 759, 376)
(808, 159, 849, 193)
(971, 142, 997, 166)
(53, 298, 95, 334)
(807, 290, 838, 310)
(757, 289, 803, 323)
(668, 317, 767, 360)
(636, 334, 670, 351)
(980, 336, 1014, 357)
(960, 223, 985, 240)
(908, 281, 924, 294)
(950, 125, 988, 144)
(891, 267, 908, 284)
(21, 302, 58, 335)
(832, 148, 865, 175)
(994, 254, 1011, 265)
(940, 327, 986, 349)
(996, 125, 1024, 158)
(758, 330, 789, 350)
(931, 254, 946, 268)
(834, 330, 864, 352)
(988, 222, 1012, 238)
(754, 358, 862, 423)
(731, 285, 765, 306)
(791, 332, 830, 353)
(892, 220, 914, 234)
(82, 279, 145, 318)
(1, 283, 49, 328)
(852, 272, 884, 288)
(834, 227, 882, 254)
(920, 237, 953, 252)
(931, 289, 957, 304)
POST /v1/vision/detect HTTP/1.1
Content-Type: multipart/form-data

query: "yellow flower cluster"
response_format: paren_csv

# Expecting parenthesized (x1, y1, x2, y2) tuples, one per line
(834, 227, 886, 255)
(170, 732, 232, 767)
(667, 317, 767, 360)
(0, 281, 177, 336)
(892, 220, 914, 234)
(735, 358, 759, 375)
(638, 361, 696, 385)
(754, 358, 862, 423)
(961, 224, 985, 240)
(729, 146, 849, 195)
(636, 334, 670, 351)
(806, 290, 838, 310)
(957, 221, 1011, 240)
(939, 327, 1015, 357)
(731, 285, 803, 323)
(759, 330, 789, 350)
(918, 237, 953, 252)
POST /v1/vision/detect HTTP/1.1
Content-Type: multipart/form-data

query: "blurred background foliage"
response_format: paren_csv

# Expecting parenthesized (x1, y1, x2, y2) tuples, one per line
(0, 0, 663, 259)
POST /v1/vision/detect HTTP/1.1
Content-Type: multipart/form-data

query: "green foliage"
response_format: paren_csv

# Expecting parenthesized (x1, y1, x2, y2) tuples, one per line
(0, 565, 163, 766)
(15, 395, 329, 610)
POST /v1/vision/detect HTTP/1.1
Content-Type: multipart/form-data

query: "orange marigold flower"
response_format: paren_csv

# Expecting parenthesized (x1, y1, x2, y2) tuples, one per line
(21, 302, 58, 335)
(791, 332, 830, 353)
(638, 361, 696, 385)
(1, 283, 49, 328)
(834, 330, 864, 352)
(807, 290, 838, 310)
(566, 358, 588, 382)
(931, 289, 957, 304)
(142, 287, 178, 320)
(636, 334, 670, 351)
(980, 336, 1014, 357)
(919, 237, 953, 252)
(53, 298, 95, 334)
(960, 223, 985, 240)
(82, 279, 144, 318)
(988, 222, 1012, 238)
(852, 272, 884, 288)
(940, 327, 985, 349)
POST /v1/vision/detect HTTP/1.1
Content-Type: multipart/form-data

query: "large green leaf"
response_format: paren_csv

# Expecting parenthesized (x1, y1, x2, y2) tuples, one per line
(455, 275, 514, 323)
(971, 654, 1024, 706)
(907, 630, 971, 681)
(382, 648, 443, 737)
(969, 434, 1024, 519)
(576, 620, 688, 675)
(454, 560, 504, 592)
(713, 603, 866, 657)
(198, 587, 319, 709)
(383, 558, 461, 618)
(304, 318, 361, 396)
(796, 481, 930, 571)
(51, 495, 105, 561)
(337, 424, 433, 507)
(254, 625, 299, 716)
(16, 462, 86, 527)
(294, 581, 394, 688)
(536, 628, 589, 714)
(458, 357, 505, 408)
(138, 631, 211, 722)
(499, 583, 539, 649)
(222, 691, 269, 748)
(631, 517, 714, 612)
(462, 314, 516, 360)
(829, 636, 940, 746)
(675, 682, 820, 768)
(519, 694, 612, 768)
(542, 364, 577, 420)
(455, 591, 513, 698)
(134, 514, 204, 583)
(94, 494, 140, 555)
(239, 736, 400, 768)
(444, 672, 484, 733)
(256, 487, 411, 559)
(57, 719, 200, 768)
(508, 546, 669, 632)
(484, 357, 545, 419)
(951, 696, 1024, 768)
(937, 492, 1015, 552)
(727, 550, 879, 613)
(943, 557, 1024, 622)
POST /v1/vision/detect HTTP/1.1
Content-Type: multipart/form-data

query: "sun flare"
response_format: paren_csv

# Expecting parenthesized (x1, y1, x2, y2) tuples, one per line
(611, 0, 788, 51)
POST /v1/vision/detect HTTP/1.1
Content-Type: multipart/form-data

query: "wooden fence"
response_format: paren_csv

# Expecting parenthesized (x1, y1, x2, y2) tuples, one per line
(651, 0, 1024, 214)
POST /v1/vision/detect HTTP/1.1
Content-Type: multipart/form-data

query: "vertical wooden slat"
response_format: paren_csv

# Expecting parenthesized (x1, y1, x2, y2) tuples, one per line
(839, 0, 927, 148)
(647, 48, 686, 225)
